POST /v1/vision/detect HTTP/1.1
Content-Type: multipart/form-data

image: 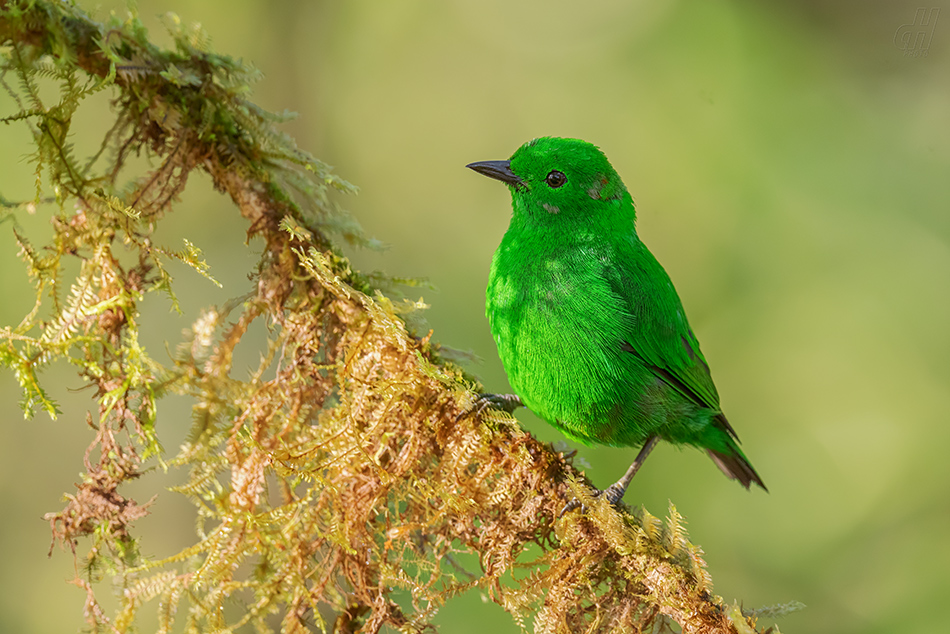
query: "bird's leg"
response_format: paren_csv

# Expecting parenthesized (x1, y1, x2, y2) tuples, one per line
(560, 435, 660, 517)
(601, 435, 660, 504)
(462, 393, 524, 419)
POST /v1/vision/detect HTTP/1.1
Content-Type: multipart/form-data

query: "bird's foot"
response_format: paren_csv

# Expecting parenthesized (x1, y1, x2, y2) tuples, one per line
(460, 393, 524, 420)
(558, 482, 627, 518)
(559, 436, 657, 517)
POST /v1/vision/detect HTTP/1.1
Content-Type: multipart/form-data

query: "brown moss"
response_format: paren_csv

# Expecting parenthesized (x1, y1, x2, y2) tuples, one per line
(0, 2, 779, 632)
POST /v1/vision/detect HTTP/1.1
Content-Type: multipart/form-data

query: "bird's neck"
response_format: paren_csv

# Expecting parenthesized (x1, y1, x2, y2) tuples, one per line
(506, 208, 638, 245)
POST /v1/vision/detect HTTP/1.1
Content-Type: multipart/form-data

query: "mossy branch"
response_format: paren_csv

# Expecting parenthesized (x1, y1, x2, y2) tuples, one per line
(0, 2, 791, 632)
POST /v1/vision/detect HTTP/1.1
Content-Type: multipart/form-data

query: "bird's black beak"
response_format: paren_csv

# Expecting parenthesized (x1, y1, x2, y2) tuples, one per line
(466, 160, 523, 186)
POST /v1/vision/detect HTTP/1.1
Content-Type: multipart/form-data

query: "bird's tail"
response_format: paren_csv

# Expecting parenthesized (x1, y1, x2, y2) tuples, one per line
(707, 447, 767, 491)
(704, 419, 767, 491)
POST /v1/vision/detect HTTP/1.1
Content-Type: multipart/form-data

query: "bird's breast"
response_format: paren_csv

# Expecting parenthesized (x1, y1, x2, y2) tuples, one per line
(486, 236, 633, 428)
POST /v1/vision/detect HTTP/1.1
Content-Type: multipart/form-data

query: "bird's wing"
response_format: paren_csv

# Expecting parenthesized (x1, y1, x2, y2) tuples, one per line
(608, 239, 730, 425)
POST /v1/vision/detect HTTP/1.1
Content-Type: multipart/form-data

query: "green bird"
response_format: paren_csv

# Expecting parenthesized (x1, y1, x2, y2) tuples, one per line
(467, 137, 766, 510)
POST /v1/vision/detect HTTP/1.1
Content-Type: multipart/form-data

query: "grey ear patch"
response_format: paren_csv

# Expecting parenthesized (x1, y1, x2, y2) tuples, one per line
(542, 203, 560, 214)
(588, 173, 627, 201)
(587, 174, 607, 200)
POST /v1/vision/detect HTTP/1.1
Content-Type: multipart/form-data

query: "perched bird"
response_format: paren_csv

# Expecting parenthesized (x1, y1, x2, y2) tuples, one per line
(467, 137, 766, 511)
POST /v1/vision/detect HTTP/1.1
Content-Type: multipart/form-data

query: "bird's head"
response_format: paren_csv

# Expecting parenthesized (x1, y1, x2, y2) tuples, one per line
(467, 137, 633, 225)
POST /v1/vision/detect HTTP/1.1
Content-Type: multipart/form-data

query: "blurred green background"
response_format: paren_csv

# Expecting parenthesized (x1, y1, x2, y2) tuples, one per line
(2, 1, 948, 632)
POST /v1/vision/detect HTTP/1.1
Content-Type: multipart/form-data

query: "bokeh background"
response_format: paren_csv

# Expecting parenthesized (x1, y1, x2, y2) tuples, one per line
(2, 1, 949, 632)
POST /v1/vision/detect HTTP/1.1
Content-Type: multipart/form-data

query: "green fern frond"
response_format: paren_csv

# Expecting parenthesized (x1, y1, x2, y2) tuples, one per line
(0, 4, 790, 633)
(90, 188, 141, 218)
(40, 272, 98, 345)
(687, 542, 712, 591)
(152, 239, 222, 288)
(0, 338, 61, 419)
(636, 505, 661, 542)
(663, 501, 687, 557)
(115, 571, 179, 631)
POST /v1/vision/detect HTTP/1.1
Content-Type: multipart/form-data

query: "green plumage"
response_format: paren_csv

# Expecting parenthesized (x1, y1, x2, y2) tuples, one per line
(468, 137, 765, 503)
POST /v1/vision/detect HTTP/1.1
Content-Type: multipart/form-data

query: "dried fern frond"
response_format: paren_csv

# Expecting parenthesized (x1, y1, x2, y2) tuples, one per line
(0, 2, 788, 633)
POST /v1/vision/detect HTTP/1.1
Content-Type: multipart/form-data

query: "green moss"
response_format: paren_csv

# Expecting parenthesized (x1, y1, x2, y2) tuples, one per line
(0, 2, 785, 632)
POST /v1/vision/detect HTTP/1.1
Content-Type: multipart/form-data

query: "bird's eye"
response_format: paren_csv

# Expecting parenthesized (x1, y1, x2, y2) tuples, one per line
(545, 170, 566, 188)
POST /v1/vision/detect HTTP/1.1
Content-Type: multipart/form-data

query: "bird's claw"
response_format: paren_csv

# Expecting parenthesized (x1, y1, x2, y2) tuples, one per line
(558, 496, 588, 517)
(459, 393, 524, 421)
(558, 483, 626, 518)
